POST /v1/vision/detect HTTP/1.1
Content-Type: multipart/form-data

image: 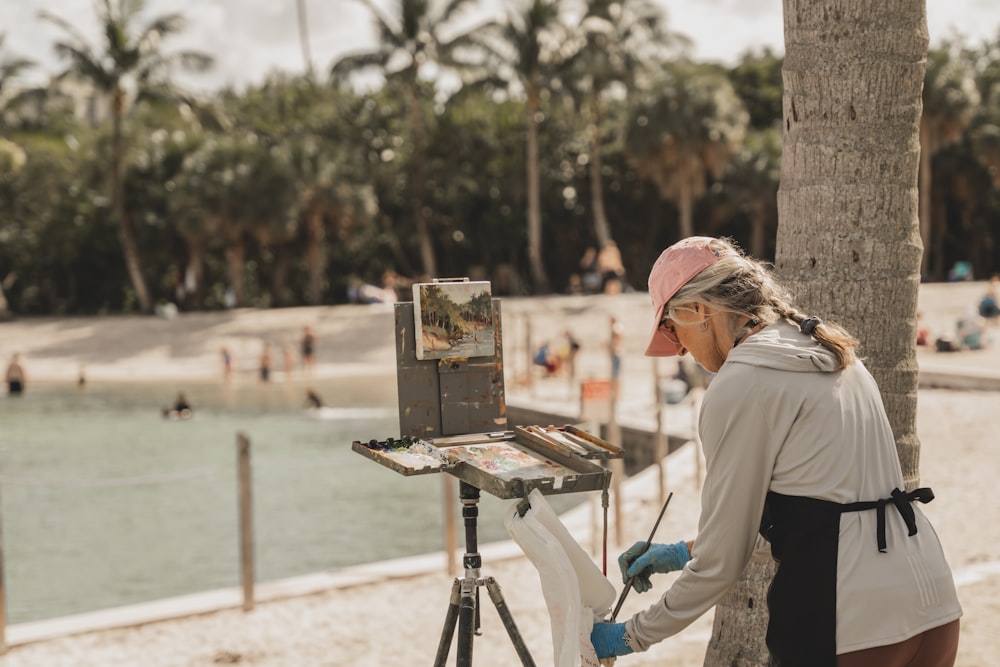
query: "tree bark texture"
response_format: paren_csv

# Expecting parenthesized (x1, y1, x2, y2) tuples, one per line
(526, 83, 550, 293)
(408, 76, 437, 279)
(705, 2, 929, 666)
(112, 88, 153, 314)
(776, 0, 928, 484)
(305, 208, 326, 306)
(589, 92, 612, 249)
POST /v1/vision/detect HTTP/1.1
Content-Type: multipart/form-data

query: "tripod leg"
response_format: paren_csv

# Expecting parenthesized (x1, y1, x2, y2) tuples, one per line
(456, 577, 477, 667)
(434, 579, 461, 667)
(484, 577, 536, 667)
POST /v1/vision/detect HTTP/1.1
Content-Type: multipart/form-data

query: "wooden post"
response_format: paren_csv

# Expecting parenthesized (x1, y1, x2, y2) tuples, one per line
(237, 432, 254, 611)
(653, 359, 668, 506)
(0, 485, 7, 655)
(525, 318, 533, 392)
(609, 317, 624, 546)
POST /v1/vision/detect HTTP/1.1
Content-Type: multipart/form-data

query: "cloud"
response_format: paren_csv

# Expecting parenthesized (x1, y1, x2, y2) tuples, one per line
(3, 0, 998, 94)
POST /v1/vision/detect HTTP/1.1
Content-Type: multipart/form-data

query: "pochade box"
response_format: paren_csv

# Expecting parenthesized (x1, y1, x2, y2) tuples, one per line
(351, 277, 622, 500)
(352, 425, 622, 499)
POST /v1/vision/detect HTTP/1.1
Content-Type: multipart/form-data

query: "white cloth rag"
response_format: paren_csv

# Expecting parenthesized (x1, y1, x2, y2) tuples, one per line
(505, 489, 616, 667)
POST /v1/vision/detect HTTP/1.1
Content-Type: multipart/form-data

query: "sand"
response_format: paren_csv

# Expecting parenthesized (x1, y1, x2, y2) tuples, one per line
(0, 282, 998, 666)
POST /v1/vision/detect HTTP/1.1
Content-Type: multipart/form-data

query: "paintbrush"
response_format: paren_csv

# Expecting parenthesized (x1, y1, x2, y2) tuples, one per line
(610, 491, 673, 622)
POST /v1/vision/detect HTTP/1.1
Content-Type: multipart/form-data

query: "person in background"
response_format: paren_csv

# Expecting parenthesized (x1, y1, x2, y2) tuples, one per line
(598, 241, 627, 294)
(220, 346, 233, 381)
(259, 343, 272, 383)
(915, 311, 931, 347)
(304, 388, 324, 409)
(609, 316, 624, 400)
(174, 393, 191, 414)
(564, 330, 581, 384)
(590, 236, 961, 666)
(300, 326, 316, 373)
(955, 307, 984, 350)
(5, 353, 25, 395)
(579, 246, 603, 294)
(979, 275, 999, 339)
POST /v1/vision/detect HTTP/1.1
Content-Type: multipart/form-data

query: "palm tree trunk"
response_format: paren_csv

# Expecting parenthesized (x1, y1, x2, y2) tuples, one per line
(271, 244, 290, 306)
(111, 88, 152, 313)
(296, 0, 314, 78)
(589, 92, 612, 249)
(526, 85, 550, 293)
(749, 203, 767, 259)
(408, 76, 437, 278)
(678, 175, 695, 239)
(225, 240, 245, 307)
(305, 207, 326, 305)
(705, 2, 929, 664)
(184, 243, 205, 309)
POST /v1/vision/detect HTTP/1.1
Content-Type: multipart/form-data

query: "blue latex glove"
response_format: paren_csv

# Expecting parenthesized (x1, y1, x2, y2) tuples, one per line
(618, 540, 691, 593)
(590, 621, 634, 659)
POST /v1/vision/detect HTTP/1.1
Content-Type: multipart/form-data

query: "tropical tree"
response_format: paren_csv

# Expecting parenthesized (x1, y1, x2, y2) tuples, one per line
(919, 44, 979, 280)
(39, 0, 213, 313)
(170, 133, 297, 308)
(965, 32, 1000, 274)
(727, 47, 784, 131)
(703, 1, 930, 663)
(331, 0, 489, 280)
(561, 0, 681, 249)
(478, 0, 570, 293)
(0, 33, 38, 126)
(625, 63, 748, 239)
(711, 127, 781, 259)
(295, 0, 315, 78)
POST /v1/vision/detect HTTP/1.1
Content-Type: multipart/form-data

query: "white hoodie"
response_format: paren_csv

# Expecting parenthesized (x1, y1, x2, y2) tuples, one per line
(627, 320, 962, 654)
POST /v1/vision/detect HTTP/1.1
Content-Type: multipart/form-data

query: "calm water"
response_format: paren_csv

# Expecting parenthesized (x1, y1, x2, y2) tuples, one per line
(0, 379, 581, 624)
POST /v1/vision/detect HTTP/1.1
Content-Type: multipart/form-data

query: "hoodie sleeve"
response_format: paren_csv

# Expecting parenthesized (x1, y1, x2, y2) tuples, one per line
(626, 363, 788, 651)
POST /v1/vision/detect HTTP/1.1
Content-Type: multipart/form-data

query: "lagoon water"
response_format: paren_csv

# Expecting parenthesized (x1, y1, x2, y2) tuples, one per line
(0, 379, 581, 625)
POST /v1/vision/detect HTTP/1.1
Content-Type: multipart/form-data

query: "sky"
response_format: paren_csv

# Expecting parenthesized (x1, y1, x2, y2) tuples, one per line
(1, 0, 998, 94)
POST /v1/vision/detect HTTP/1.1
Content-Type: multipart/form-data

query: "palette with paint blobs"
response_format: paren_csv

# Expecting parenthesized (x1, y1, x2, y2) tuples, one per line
(352, 426, 621, 499)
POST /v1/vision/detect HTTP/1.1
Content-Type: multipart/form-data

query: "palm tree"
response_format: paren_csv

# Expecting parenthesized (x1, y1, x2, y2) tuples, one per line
(0, 33, 37, 122)
(39, 0, 212, 313)
(561, 0, 682, 250)
(625, 63, 748, 239)
(476, 0, 568, 293)
(703, 0, 930, 663)
(295, 0, 315, 78)
(714, 127, 781, 258)
(919, 45, 979, 280)
(331, 0, 488, 280)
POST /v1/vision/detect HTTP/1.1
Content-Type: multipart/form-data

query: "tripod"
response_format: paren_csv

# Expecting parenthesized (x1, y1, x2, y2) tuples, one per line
(434, 480, 536, 667)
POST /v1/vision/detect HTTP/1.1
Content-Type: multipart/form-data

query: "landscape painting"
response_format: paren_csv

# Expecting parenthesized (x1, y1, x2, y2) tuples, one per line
(412, 281, 495, 360)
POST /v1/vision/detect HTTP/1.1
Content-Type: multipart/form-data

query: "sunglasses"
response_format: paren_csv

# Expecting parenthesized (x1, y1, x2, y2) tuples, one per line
(657, 313, 680, 346)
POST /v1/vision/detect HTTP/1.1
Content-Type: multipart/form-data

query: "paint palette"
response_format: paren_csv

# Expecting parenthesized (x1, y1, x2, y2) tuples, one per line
(352, 427, 622, 499)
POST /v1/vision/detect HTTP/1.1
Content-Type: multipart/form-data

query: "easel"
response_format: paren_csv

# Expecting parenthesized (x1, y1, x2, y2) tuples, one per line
(434, 480, 535, 667)
(394, 292, 536, 665)
(356, 281, 620, 666)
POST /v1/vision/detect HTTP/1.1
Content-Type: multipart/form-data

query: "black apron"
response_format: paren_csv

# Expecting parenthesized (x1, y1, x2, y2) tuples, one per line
(759, 487, 934, 667)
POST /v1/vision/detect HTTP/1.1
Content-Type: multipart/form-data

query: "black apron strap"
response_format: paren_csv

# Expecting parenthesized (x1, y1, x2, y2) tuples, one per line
(840, 487, 934, 553)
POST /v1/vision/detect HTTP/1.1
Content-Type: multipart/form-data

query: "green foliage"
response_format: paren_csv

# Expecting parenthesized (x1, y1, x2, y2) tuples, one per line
(728, 47, 783, 130)
(5, 15, 1000, 314)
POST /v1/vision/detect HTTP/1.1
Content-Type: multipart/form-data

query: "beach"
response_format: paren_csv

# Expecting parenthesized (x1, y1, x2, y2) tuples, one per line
(0, 283, 998, 666)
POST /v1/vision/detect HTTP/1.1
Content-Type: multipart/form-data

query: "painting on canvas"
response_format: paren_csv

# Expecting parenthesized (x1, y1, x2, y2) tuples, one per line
(412, 280, 494, 360)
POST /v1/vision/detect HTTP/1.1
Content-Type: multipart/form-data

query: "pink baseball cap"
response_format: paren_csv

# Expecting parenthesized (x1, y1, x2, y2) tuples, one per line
(644, 237, 733, 356)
